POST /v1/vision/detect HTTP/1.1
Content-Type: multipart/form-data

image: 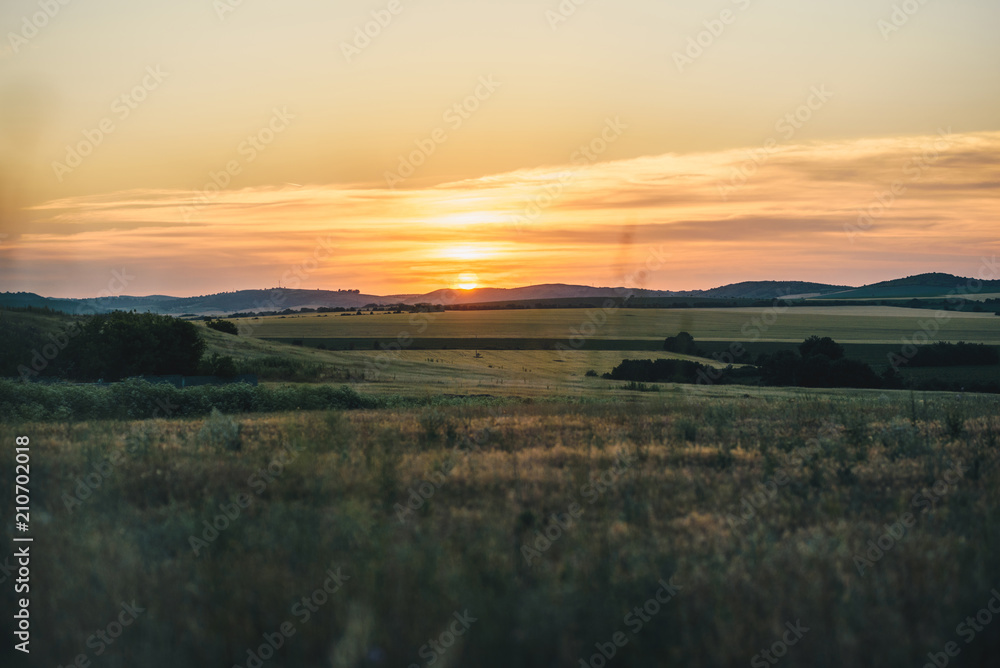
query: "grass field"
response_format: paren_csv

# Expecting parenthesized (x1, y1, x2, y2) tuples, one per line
(4, 307, 1000, 667)
(234, 307, 1000, 345)
(3, 389, 998, 667)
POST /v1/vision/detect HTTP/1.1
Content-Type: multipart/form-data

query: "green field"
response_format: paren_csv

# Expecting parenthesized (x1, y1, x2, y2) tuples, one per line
(191, 307, 1000, 397)
(4, 306, 1000, 668)
(236, 306, 1000, 346)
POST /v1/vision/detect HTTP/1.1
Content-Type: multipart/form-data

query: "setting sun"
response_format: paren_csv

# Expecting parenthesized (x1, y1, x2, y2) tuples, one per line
(457, 272, 479, 290)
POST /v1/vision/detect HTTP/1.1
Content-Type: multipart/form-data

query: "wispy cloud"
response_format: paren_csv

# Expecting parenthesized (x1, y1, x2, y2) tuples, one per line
(5, 131, 999, 297)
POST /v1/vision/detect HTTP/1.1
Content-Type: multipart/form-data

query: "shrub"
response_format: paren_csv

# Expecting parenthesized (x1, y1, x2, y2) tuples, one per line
(907, 342, 999, 367)
(944, 406, 965, 439)
(64, 311, 205, 381)
(674, 417, 698, 442)
(200, 353, 238, 378)
(663, 331, 703, 356)
(0, 379, 378, 422)
(609, 358, 710, 384)
(799, 336, 845, 360)
(205, 319, 239, 335)
(198, 408, 242, 451)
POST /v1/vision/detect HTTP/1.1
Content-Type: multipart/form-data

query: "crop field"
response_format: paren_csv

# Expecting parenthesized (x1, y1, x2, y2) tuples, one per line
(236, 307, 1000, 346)
(2, 389, 998, 667)
(197, 326, 721, 397)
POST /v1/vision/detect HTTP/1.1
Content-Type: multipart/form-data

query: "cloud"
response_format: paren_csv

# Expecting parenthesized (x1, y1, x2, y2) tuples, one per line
(5, 130, 1000, 297)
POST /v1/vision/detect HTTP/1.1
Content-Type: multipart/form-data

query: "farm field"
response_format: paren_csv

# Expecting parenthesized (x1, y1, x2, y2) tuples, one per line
(810, 293, 1000, 303)
(201, 325, 727, 397)
(2, 389, 997, 667)
(236, 307, 1000, 346)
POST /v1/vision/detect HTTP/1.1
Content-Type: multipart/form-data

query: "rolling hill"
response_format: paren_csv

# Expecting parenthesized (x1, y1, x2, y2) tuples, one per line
(2, 273, 996, 316)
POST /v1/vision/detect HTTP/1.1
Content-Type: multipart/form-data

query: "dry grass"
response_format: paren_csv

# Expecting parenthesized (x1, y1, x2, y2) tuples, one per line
(1, 390, 998, 667)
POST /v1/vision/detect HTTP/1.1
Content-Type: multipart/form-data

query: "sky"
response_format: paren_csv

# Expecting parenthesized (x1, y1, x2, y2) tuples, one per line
(1, 0, 998, 298)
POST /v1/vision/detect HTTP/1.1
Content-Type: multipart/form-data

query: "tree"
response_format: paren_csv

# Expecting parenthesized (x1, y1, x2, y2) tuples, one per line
(758, 349, 800, 386)
(205, 319, 239, 335)
(63, 311, 206, 381)
(200, 352, 238, 378)
(664, 332, 702, 356)
(799, 336, 844, 361)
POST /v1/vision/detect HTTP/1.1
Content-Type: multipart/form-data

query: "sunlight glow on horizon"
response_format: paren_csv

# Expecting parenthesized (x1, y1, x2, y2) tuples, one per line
(3, 130, 999, 298)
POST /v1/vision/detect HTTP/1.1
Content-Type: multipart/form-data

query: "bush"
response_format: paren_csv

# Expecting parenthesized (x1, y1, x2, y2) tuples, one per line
(663, 331, 703, 356)
(621, 381, 660, 392)
(0, 379, 378, 422)
(200, 353, 238, 378)
(799, 336, 845, 360)
(205, 319, 239, 335)
(674, 417, 698, 442)
(198, 408, 242, 451)
(907, 342, 999, 367)
(63, 311, 205, 381)
(609, 358, 710, 384)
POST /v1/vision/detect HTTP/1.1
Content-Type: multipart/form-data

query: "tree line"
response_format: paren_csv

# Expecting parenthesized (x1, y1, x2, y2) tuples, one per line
(7, 311, 243, 382)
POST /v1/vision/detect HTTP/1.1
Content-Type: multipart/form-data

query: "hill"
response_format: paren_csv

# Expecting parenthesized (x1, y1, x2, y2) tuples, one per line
(3, 273, 995, 316)
(813, 272, 1000, 299)
(684, 280, 850, 300)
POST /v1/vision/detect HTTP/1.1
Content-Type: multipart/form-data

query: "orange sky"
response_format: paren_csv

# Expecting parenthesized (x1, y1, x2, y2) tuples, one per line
(4, 130, 998, 297)
(1, 1, 998, 297)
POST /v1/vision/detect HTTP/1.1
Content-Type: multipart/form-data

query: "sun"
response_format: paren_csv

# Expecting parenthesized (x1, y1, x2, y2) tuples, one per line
(457, 272, 479, 290)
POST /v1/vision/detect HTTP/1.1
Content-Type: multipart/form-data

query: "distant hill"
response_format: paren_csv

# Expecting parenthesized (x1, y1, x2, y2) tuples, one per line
(3, 272, 995, 316)
(681, 280, 851, 300)
(813, 273, 1000, 300)
(417, 284, 680, 305)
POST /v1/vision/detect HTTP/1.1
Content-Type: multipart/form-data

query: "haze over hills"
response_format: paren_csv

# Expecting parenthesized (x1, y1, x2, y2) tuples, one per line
(2, 273, 997, 316)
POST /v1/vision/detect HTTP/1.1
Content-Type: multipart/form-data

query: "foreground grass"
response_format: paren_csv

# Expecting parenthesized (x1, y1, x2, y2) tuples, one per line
(1, 390, 999, 667)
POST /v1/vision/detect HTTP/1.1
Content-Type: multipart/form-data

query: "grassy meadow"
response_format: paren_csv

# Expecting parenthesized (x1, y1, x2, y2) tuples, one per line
(3, 306, 999, 667)
(234, 306, 1000, 345)
(188, 306, 1000, 398)
(2, 388, 999, 667)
